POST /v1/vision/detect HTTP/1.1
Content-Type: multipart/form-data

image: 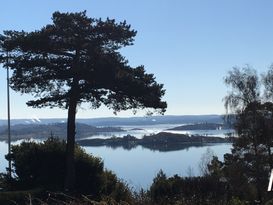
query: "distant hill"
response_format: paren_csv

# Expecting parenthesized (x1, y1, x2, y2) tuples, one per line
(168, 123, 232, 131)
(0, 123, 123, 141)
(0, 115, 229, 126)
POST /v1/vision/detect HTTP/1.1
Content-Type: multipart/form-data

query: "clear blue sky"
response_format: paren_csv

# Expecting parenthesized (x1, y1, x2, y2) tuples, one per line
(1, 0, 273, 119)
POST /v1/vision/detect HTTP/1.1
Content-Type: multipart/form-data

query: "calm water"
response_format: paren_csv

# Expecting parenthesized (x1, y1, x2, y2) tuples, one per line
(84, 144, 231, 189)
(0, 141, 231, 189)
(0, 124, 233, 189)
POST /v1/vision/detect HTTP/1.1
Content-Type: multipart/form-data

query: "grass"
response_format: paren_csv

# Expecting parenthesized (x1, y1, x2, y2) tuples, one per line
(0, 190, 131, 205)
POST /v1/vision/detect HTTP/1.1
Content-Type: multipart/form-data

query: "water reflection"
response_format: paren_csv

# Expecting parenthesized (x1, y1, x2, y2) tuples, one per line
(0, 123, 233, 189)
(83, 144, 232, 189)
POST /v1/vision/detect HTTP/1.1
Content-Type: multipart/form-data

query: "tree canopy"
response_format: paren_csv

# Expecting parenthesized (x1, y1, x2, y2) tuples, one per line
(0, 11, 167, 190)
(0, 11, 166, 113)
(222, 66, 273, 202)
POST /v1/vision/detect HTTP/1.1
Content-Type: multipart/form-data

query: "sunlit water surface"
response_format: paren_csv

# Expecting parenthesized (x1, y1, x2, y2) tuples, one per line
(0, 124, 233, 189)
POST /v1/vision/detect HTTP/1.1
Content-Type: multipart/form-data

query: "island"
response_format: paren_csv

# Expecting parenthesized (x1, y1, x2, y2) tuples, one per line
(77, 132, 233, 152)
(167, 123, 232, 131)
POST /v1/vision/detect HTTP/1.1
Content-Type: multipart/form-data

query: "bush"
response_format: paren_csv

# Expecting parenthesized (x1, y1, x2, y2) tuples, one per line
(149, 170, 230, 205)
(102, 170, 133, 203)
(8, 139, 67, 190)
(4, 138, 131, 202)
(149, 170, 172, 203)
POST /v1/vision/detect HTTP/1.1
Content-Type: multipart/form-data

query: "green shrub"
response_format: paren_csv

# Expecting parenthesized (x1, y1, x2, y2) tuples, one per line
(149, 170, 172, 203)
(8, 139, 67, 190)
(4, 137, 131, 202)
(149, 170, 230, 205)
(102, 170, 133, 203)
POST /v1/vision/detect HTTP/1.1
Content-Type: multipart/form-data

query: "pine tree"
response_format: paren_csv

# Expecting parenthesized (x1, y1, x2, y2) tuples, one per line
(0, 11, 167, 190)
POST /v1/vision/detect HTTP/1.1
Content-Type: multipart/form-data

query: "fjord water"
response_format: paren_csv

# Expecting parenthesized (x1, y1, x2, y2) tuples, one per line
(83, 143, 231, 189)
(81, 124, 234, 139)
(0, 141, 231, 189)
(0, 124, 233, 189)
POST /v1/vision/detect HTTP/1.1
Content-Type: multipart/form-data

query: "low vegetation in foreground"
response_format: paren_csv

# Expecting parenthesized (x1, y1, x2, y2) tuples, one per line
(1, 137, 273, 205)
(0, 138, 133, 205)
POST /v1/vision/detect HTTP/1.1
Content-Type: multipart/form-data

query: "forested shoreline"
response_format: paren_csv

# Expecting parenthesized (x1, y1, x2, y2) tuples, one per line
(77, 132, 232, 151)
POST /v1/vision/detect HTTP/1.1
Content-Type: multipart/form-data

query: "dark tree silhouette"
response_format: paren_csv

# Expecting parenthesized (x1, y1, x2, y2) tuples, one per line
(0, 11, 167, 190)
(224, 66, 273, 202)
(224, 66, 260, 113)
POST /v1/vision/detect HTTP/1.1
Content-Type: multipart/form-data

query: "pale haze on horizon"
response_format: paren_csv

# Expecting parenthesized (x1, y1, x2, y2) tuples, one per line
(1, 0, 273, 119)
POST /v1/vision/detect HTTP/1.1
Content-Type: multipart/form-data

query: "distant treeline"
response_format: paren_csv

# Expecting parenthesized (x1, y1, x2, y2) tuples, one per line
(168, 122, 233, 131)
(0, 115, 235, 126)
(0, 123, 123, 141)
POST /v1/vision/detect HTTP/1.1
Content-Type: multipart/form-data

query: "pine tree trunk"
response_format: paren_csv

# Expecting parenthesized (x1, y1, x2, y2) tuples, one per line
(64, 84, 79, 191)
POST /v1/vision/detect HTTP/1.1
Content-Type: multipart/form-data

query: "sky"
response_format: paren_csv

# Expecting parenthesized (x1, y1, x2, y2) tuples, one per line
(1, 0, 273, 119)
